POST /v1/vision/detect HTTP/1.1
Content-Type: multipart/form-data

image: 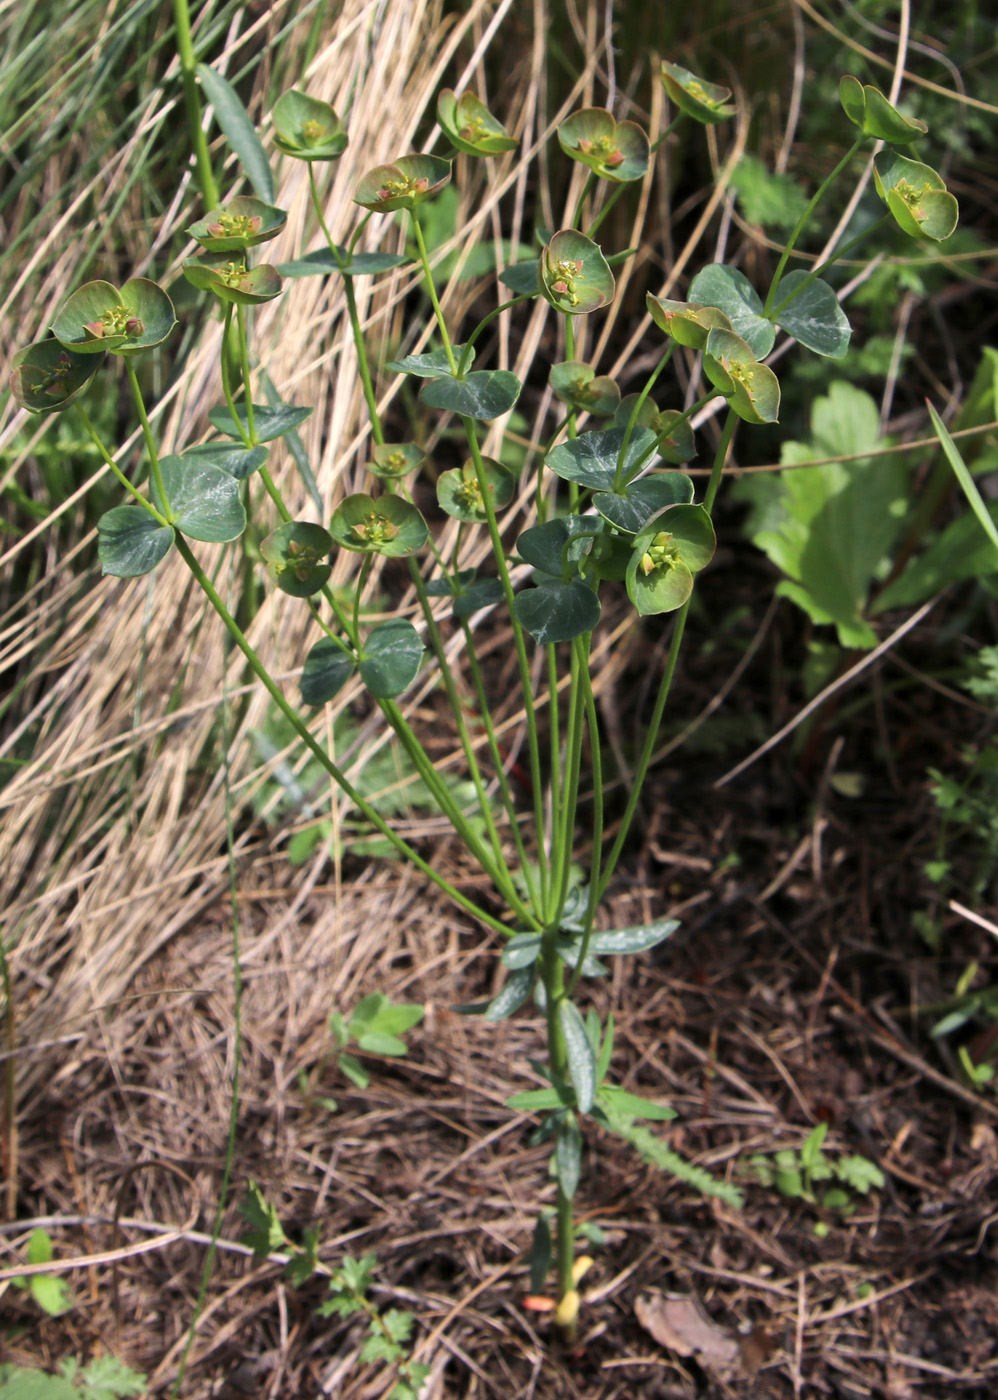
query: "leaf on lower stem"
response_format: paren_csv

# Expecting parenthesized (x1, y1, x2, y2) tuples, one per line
(556, 1112, 582, 1198)
(559, 1001, 597, 1113)
(97, 507, 175, 577)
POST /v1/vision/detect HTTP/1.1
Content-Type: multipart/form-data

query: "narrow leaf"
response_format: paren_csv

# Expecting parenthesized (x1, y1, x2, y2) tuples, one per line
(559, 1000, 597, 1113)
(928, 401, 998, 559)
(197, 63, 274, 202)
(556, 1115, 582, 1198)
(587, 918, 679, 955)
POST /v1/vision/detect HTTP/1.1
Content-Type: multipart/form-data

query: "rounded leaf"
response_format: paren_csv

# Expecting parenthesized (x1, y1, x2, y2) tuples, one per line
(354, 154, 451, 212)
(452, 576, 505, 618)
(550, 361, 620, 416)
(614, 397, 696, 463)
(187, 196, 287, 251)
(547, 424, 656, 490)
(687, 264, 774, 358)
(437, 457, 514, 522)
(874, 151, 958, 241)
(661, 61, 736, 124)
(260, 520, 333, 597)
(359, 618, 424, 697)
(419, 369, 521, 420)
(593, 473, 694, 534)
(516, 514, 600, 577)
(153, 455, 247, 542)
(386, 345, 472, 378)
(626, 504, 715, 615)
(98, 506, 175, 577)
(278, 246, 407, 277)
(10, 339, 104, 413)
(183, 442, 268, 480)
(329, 493, 428, 556)
(208, 402, 312, 441)
(773, 272, 852, 359)
(52, 278, 176, 356)
(646, 294, 732, 349)
(557, 107, 650, 183)
(272, 90, 348, 160)
(514, 577, 601, 643)
(437, 89, 518, 156)
(539, 230, 614, 315)
(300, 637, 357, 705)
(370, 442, 425, 480)
(183, 254, 283, 305)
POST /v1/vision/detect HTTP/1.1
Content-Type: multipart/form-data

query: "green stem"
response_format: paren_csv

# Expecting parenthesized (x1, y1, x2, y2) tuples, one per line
(235, 304, 257, 444)
(769, 212, 892, 319)
(219, 306, 252, 447)
(564, 657, 603, 1000)
(123, 362, 169, 511)
(764, 135, 866, 315)
(458, 295, 532, 376)
(75, 406, 171, 527)
(547, 636, 587, 923)
(172, 535, 515, 936)
(585, 180, 627, 241)
(172, 0, 219, 209)
(571, 172, 598, 230)
(410, 212, 458, 374)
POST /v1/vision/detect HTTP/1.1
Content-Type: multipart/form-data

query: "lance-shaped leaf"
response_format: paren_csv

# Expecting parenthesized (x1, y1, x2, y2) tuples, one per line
(278, 246, 407, 277)
(300, 637, 357, 705)
(772, 272, 852, 358)
(386, 346, 472, 378)
(272, 90, 349, 161)
(538, 230, 614, 314)
(660, 61, 736, 124)
(557, 107, 650, 183)
(874, 151, 959, 242)
(594, 473, 694, 534)
(152, 455, 247, 542)
(547, 424, 656, 490)
(587, 918, 679, 954)
(98, 506, 174, 577)
(560, 1001, 597, 1113)
(550, 361, 620, 416)
(10, 339, 104, 412)
(437, 457, 514, 522)
(187, 196, 287, 252)
(260, 521, 333, 597)
(437, 89, 518, 155)
(329, 493, 427, 556)
(183, 253, 283, 306)
(556, 1114, 583, 1198)
(646, 294, 732, 349)
(514, 577, 601, 643)
(52, 278, 176, 356)
(687, 265, 774, 358)
(183, 442, 268, 481)
(838, 76, 927, 143)
(354, 154, 451, 212)
(614, 396, 696, 464)
(597, 1086, 677, 1122)
(626, 504, 716, 615)
(702, 328, 781, 424)
(198, 62, 274, 202)
(420, 369, 522, 421)
(359, 618, 424, 697)
(502, 932, 543, 969)
(370, 442, 425, 480)
(484, 966, 535, 1021)
(208, 402, 313, 442)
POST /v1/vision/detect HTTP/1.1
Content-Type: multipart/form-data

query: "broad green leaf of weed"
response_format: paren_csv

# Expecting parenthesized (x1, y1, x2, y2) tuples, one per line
(239, 1182, 287, 1256)
(835, 1155, 885, 1193)
(730, 155, 809, 231)
(60, 1357, 146, 1400)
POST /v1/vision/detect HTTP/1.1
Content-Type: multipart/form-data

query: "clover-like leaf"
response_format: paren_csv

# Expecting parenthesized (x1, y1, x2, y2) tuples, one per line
(838, 76, 927, 144)
(437, 89, 518, 156)
(370, 442, 425, 480)
(10, 339, 104, 413)
(772, 272, 852, 358)
(661, 61, 736, 124)
(550, 361, 620, 416)
(873, 151, 959, 242)
(98, 506, 175, 577)
(538, 230, 614, 314)
(300, 637, 357, 705)
(625, 504, 716, 615)
(278, 246, 407, 277)
(354, 154, 451, 212)
(152, 455, 247, 542)
(437, 458, 514, 522)
(329, 493, 427, 556)
(52, 278, 176, 356)
(687, 264, 774, 358)
(272, 90, 349, 160)
(702, 328, 780, 424)
(593, 473, 694, 534)
(183, 253, 283, 305)
(187, 196, 287, 251)
(208, 402, 313, 441)
(419, 369, 522, 420)
(359, 618, 424, 697)
(614, 396, 696, 464)
(514, 577, 601, 644)
(646, 294, 733, 348)
(260, 521, 333, 597)
(547, 424, 656, 490)
(557, 107, 650, 183)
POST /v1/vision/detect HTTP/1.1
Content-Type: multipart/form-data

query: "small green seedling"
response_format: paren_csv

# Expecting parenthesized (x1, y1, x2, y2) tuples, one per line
(297, 994, 425, 1110)
(10, 1228, 73, 1317)
(0, 1359, 146, 1400)
(744, 1123, 884, 1233)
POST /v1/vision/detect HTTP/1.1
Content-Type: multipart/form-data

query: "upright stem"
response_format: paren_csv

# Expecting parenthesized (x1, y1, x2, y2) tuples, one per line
(124, 362, 169, 510)
(172, 0, 219, 210)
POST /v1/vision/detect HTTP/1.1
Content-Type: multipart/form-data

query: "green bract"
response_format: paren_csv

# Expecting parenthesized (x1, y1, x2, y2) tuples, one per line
(625, 504, 716, 614)
(873, 151, 959, 242)
(660, 61, 736, 124)
(557, 107, 650, 183)
(260, 521, 333, 597)
(272, 90, 348, 160)
(354, 155, 451, 212)
(838, 77, 927, 144)
(702, 328, 781, 424)
(187, 196, 287, 252)
(51, 278, 176, 356)
(646, 295, 732, 349)
(329, 494, 427, 556)
(437, 90, 518, 156)
(550, 361, 620, 416)
(183, 254, 283, 306)
(10, 339, 104, 413)
(370, 443, 425, 481)
(538, 230, 614, 314)
(437, 458, 514, 522)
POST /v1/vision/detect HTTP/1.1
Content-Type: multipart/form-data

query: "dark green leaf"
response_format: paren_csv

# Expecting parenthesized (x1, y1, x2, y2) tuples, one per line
(155, 455, 246, 542)
(688, 264, 775, 358)
(453, 577, 505, 618)
(386, 346, 471, 378)
(546, 424, 656, 489)
(359, 618, 424, 697)
(560, 1000, 597, 1113)
(300, 638, 357, 705)
(556, 1114, 582, 1198)
(208, 402, 313, 442)
(514, 578, 601, 643)
(484, 965, 535, 1020)
(588, 917, 679, 954)
(516, 514, 599, 577)
(197, 63, 274, 202)
(499, 260, 541, 295)
(183, 442, 268, 480)
(502, 932, 543, 969)
(529, 1215, 552, 1293)
(594, 474, 694, 534)
(98, 506, 174, 577)
(773, 272, 852, 359)
(239, 1181, 287, 1256)
(420, 369, 522, 421)
(278, 247, 407, 277)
